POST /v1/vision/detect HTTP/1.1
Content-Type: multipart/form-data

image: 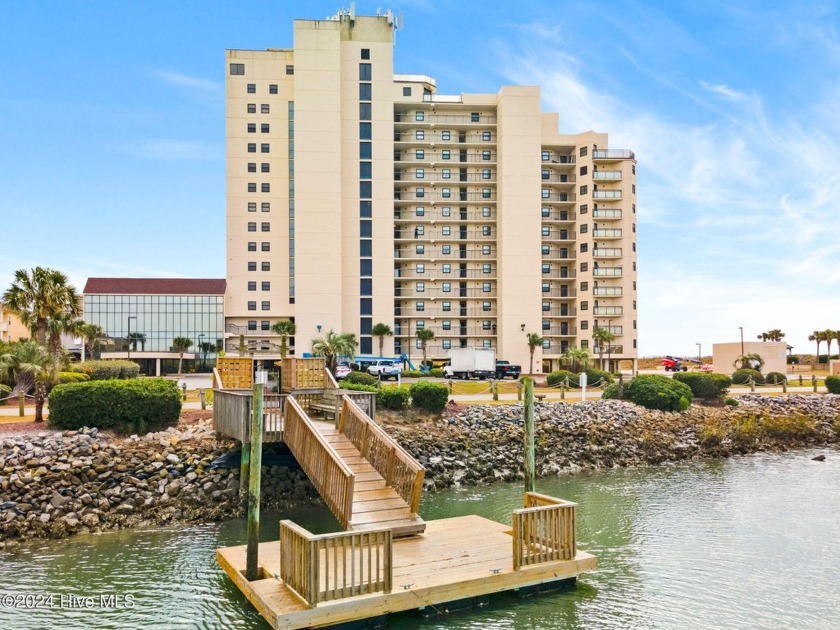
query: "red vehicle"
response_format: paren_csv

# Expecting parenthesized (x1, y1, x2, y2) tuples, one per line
(662, 356, 690, 372)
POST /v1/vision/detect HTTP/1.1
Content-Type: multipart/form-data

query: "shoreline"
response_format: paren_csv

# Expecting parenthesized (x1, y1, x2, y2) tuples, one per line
(1, 394, 838, 546)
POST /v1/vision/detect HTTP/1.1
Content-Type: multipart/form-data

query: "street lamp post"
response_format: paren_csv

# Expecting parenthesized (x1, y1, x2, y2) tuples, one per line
(696, 342, 701, 365)
(738, 327, 744, 356)
(198, 333, 205, 372)
(127, 316, 137, 360)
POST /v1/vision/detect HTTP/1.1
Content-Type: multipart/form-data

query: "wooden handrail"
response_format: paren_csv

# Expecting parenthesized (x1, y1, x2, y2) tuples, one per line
(338, 397, 425, 514)
(280, 520, 392, 607)
(283, 396, 355, 528)
(212, 390, 286, 442)
(512, 493, 576, 570)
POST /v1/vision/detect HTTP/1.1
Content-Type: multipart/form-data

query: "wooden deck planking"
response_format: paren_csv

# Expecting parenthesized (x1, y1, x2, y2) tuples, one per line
(218, 515, 596, 630)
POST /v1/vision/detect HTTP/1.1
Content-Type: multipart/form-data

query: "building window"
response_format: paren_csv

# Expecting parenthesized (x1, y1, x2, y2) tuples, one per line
(416, 321, 425, 330)
(580, 244, 588, 253)
(414, 206, 424, 217)
(579, 204, 588, 214)
(581, 321, 589, 330)
(261, 301, 270, 310)
(542, 264, 550, 274)
(580, 146, 588, 157)
(442, 264, 451, 273)
(247, 83, 256, 94)
(416, 168, 425, 179)
(482, 169, 492, 180)
(247, 262, 256, 271)
(415, 263, 425, 274)
(360, 142, 372, 159)
(261, 242, 270, 251)
(482, 245, 491, 255)
(580, 301, 588, 310)
(261, 202, 270, 212)
(359, 103, 372, 120)
(542, 301, 550, 311)
(441, 226, 451, 236)
(442, 245, 451, 254)
(580, 281, 589, 291)
(360, 200, 372, 218)
(285, 65, 294, 75)
(359, 83, 372, 100)
(269, 84, 278, 94)
(541, 226, 550, 237)
(542, 320, 550, 331)
(261, 183, 270, 192)
(416, 130, 425, 140)
(261, 104, 270, 114)
(261, 163, 270, 173)
(247, 183, 257, 193)
(442, 169, 451, 179)
(360, 220, 372, 238)
(360, 123, 372, 139)
(482, 282, 491, 292)
(442, 188, 451, 198)
(248, 202, 257, 212)
(415, 187, 425, 198)
(581, 262, 588, 272)
(542, 189, 550, 199)
(542, 169, 550, 180)
(482, 207, 491, 217)
(359, 63, 372, 80)
(543, 339, 551, 350)
(260, 123, 269, 133)
(483, 264, 492, 274)
(247, 143, 256, 153)
(415, 149, 424, 159)
(247, 103, 256, 114)
(261, 282, 270, 291)
(442, 339, 451, 349)
(442, 131, 451, 141)
(471, 112, 480, 122)
(415, 301, 425, 311)
(247, 123, 256, 133)
(442, 150, 450, 160)
(442, 282, 451, 292)
(542, 282, 550, 293)
(248, 281, 256, 291)
(261, 262, 270, 271)
(541, 150, 550, 161)
(579, 185, 588, 195)
(482, 131, 491, 141)
(247, 242, 256, 251)
(261, 143, 269, 153)
(442, 206, 451, 217)
(247, 222, 257, 231)
(403, 86, 411, 96)
(482, 301, 491, 311)
(261, 222, 270, 232)
(482, 226, 491, 236)
(415, 111, 425, 121)
(230, 63, 245, 75)
(415, 225, 425, 236)
(580, 165, 588, 176)
(416, 244, 425, 254)
(247, 301, 256, 311)
(360, 162, 372, 179)
(415, 282, 425, 292)
(360, 240, 372, 256)
(442, 302, 451, 312)
(360, 181, 372, 198)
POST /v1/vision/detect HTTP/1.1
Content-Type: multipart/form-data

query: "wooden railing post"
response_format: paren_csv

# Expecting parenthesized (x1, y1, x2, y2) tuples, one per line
(246, 381, 264, 581)
(523, 377, 535, 494)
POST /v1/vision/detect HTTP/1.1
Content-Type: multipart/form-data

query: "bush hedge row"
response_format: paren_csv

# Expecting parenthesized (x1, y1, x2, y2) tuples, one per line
(377, 386, 410, 410)
(77, 360, 140, 380)
(672, 372, 732, 401)
(732, 368, 764, 385)
(48, 378, 181, 433)
(764, 372, 786, 385)
(604, 374, 693, 412)
(344, 371, 379, 386)
(546, 368, 614, 387)
(826, 375, 840, 395)
(57, 372, 91, 384)
(409, 381, 449, 413)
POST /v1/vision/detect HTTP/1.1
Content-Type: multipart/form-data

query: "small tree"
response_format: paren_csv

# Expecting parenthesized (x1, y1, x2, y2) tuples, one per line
(172, 336, 193, 375)
(733, 353, 764, 372)
(757, 329, 785, 342)
(592, 327, 616, 370)
(525, 332, 544, 375)
(808, 331, 824, 364)
(416, 328, 435, 366)
(824, 328, 837, 362)
(372, 323, 393, 358)
(0, 340, 53, 421)
(79, 322, 105, 361)
(271, 320, 296, 359)
(561, 346, 591, 373)
(311, 329, 358, 374)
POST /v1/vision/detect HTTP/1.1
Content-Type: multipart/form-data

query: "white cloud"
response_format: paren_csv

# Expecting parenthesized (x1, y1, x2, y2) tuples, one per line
(700, 81, 747, 101)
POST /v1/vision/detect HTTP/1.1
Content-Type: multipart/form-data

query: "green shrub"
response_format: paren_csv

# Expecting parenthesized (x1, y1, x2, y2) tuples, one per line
(48, 378, 181, 433)
(428, 368, 444, 378)
(601, 382, 621, 399)
(345, 371, 379, 386)
(725, 398, 739, 406)
(546, 370, 578, 387)
(402, 369, 422, 378)
(622, 374, 693, 412)
(78, 360, 140, 380)
(409, 381, 449, 413)
(57, 372, 91, 384)
(764, 372, 786, 385)
(731, 368, 764, 385)
(377, 386, 410, 410)
(584, 369, 614, 385)
(825, 375, 840, 395)
(339, 382, 379, 393)
(786, 355, 800, 365)
(672, 372, 732, 400)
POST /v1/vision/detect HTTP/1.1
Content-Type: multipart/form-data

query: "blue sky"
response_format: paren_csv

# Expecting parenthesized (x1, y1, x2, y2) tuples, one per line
(2, 0, 838, 357)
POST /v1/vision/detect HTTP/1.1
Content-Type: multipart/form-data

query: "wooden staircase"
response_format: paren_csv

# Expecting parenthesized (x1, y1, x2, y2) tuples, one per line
(283, 396, 425, 538)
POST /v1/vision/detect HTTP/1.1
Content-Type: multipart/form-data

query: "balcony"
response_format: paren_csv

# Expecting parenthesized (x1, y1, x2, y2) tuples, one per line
(541, 230, 576, 241)
(541, 288, 577, 298)
(593, 149, 635, 160)
(395, 209, 497, 222)
(395, 248, 496, 261)
(226, 323, 278, 337)
(592, 190, 622, 199)
(542, 212, 576, 223)
(395, 229, 495, 242)
(593, 287, 623, 297)
(593, 345, 624, 355)
(395, 191, 496, 203)
(395, 172, 496, 184)
(592, 209, 622, 219)
(395, 152, 497, 164)
(593, 306, 624, 316)
(593, 248, 623, 258)
(395, 287, 497, 299)
(396, 267, 497, 280)
(394, 307, 497, 318)
(541, 174, 576, 184)
(592, 170, 622, 181)
(394, 132, 495, 145)
(541, 192, 576, 203)
(592, 228, 622, 239)
(393, 112, 497, 125)
(593, 267, 623, 277)
(542, 307, 578, 317)
(540, 269, 577, 279)
(541, 154, 576, 165)
(541, 250, 576, 261)
(542, 326, 577, 337)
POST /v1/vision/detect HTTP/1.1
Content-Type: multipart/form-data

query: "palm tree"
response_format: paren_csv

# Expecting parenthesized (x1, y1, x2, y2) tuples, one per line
(561, 346, 591, 373)
(311, 329, 358, 374)
(172, 336, 193, 374)
(2, 267, 80, 346)
(823, 329, 836, 363)
(78, 322, 105, 360)
(270, 320, 297, 359)
(808, 331, 823, 364)
(198, 341, 215, 372)
(372, 323, 393, 358)
(43, 313, 84, 364)
(592, 327, 616, 370)
(416, 328, 435, 367)
(0, 340, 53, 421)
(525, 332, 544, 375)
(757, 329, 785, 342)
(733, 353, 765, 371)
(128, 332, 146, 352)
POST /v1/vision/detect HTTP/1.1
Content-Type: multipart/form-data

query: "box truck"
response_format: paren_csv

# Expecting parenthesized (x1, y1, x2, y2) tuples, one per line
(443, 348, 496, 380)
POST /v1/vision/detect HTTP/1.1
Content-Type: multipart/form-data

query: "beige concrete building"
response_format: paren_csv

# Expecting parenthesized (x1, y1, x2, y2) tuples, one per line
(0, 308, 28, 343)
(713, 341, 787, 376)
(225, 10, 638, 372)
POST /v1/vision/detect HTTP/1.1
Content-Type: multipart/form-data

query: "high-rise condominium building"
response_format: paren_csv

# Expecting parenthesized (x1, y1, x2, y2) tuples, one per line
(225, 10, 638, 373)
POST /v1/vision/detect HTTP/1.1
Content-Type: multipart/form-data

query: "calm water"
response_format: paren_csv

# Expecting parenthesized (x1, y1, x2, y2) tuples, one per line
(1, 448, 838, 630)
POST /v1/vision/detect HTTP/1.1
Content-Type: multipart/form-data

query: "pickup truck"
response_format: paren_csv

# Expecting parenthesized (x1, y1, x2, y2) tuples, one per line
(367, 359, 401, 380)
(495, 360, 522, 379)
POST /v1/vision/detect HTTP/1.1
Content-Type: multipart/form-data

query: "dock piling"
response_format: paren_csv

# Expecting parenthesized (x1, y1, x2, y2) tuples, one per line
(523, 377, 535, 493)
(246, 380, 264, 581)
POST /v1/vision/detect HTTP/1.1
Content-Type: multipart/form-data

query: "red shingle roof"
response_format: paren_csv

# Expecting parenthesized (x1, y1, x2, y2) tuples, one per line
(83, 278, 226, 296)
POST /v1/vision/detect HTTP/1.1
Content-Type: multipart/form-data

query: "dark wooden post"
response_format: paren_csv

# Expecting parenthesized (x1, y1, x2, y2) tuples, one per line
(246, 381, 264, 581)
(523, 377, 535, 493)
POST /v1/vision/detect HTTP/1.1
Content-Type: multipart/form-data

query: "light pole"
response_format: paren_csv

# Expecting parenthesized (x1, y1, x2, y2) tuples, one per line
(738, 326, 744, 356)
(127, 316, 137, 360)
(198, 333, 205, 372)
(696, 342, 701, 365)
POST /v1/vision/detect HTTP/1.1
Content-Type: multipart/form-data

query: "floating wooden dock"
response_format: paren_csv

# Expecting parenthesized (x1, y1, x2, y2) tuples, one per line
(217, 493, 596, 629)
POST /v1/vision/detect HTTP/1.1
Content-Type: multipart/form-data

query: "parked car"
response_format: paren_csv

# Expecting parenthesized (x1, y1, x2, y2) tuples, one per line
(335, 363, 351, 380)
(495, 360, 522, 380)
(367, 359, 401, 380)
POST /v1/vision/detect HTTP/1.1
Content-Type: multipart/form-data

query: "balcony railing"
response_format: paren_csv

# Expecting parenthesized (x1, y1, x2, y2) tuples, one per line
(395, 210, 497, 222)
(593, 306, 624, 316)
(395, 132, 495, 144)
(395, 153, 497, 164)
(593, 287, 623, 297)
(593, 267, 623, 276)
(395, 249, 496, 261)
(541, 251, 577, 260)
(593, 190, 622, 199)
(541, 154, 576, 165)
(395, 172, 496, 183)
(395, 230, 495, 241)
(541, 193, 576, 203)
(593, 345, 624, 355)
(395, 267, 497, 280)
(593, 248, 623, 258)
(593, 149, 634, 160)
(542, 211, 577, 222)
(542, 307, 578, 317)
(592, 228, 622, 239)
(394, 112, 497, 125)
(541, 174, 577, 184)
(395, 191, 496, 202)
(592, 170, 622, 181)
(542, 327, 577, 337)
(394, 307, 497, 318)
(541, 289, 577, 298)
(541, 230, 576, 241)
(592, 209, 622, 219)
(540, 269, 577, 279)
(395, 288, 497, 299)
